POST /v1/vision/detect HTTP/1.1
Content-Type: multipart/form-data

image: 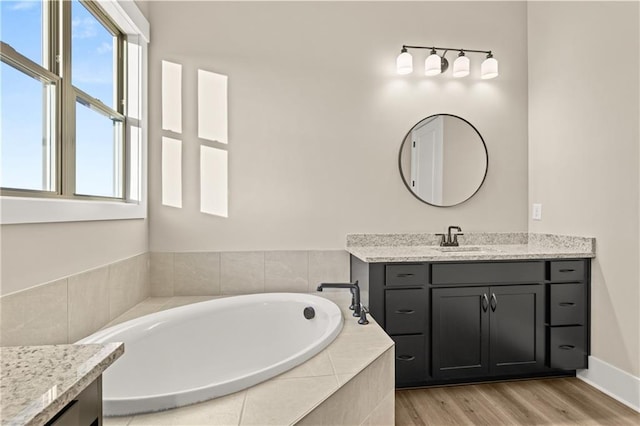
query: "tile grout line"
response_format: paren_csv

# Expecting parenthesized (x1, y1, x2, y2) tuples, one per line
(237, 390, 249, 425)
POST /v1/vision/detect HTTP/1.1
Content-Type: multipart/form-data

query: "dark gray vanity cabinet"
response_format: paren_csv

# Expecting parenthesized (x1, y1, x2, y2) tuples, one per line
(352, 256, 591, 388)
(546, 260, 589, 370)
(432, 284, 545, 378)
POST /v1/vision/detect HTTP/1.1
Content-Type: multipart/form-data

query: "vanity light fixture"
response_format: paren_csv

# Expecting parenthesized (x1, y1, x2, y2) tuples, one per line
(452, 51, 470, 78)
(397, 45, 498, 79)
(396, 47, 413, 74)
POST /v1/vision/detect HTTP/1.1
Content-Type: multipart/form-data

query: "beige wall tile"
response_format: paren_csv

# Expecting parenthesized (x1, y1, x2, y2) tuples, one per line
(299, 349, 394, 425)
(366, 347, 395, 407)
(365, 390, 395, 426)
(174, 252, 220, 296)
(150, 252, 174, 296)
(68, 266, 110, 342)
(275, 350, 334, 380)
(109, 256, 147, 320)
(0, 279, 68, 346)
(265, 251, 308, 293)
(220, 252, 265, 295)
(241, 376, 338, 425)
(308, 250, 350, 291)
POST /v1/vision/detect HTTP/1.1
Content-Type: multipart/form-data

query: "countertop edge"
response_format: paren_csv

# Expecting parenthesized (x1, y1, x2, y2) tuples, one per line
(349, 251, 596, 263)
(24, 343, 124, 426)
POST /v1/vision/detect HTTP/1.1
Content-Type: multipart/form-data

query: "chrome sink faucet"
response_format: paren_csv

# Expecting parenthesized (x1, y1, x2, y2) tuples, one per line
(316, 281, 369, 325)
(436, 226, 464, 247)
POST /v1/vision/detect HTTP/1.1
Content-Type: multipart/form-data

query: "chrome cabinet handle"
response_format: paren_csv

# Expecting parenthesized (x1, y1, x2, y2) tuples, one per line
(481, 294, 489, 312)
(395, 309, 415, 315)
(490, 293, 497, 312)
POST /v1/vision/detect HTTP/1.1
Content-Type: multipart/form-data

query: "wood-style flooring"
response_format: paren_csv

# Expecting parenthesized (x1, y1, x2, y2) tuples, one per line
(395, 378, 640, 425)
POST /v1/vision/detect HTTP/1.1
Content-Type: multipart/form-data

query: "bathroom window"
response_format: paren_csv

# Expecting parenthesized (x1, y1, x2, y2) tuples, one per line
(1, 0, 126, 200)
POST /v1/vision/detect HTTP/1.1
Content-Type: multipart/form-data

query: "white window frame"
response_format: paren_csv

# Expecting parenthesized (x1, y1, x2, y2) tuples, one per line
(0, 0, 149, 224)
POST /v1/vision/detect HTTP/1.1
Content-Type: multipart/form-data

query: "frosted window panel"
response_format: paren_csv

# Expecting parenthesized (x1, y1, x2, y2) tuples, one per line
(200, 146, 228, 217)
(162, 60, 182, 133)
(198, 70, 228, 143)
(162, 137, 182, 208)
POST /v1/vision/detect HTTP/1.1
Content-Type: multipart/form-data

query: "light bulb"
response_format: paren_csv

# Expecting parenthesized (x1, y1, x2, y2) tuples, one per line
(396, 49, 413, 75)
(425, 49, 441, 76)
(452, 52, 470, 78)
(481, 53, 499, 79)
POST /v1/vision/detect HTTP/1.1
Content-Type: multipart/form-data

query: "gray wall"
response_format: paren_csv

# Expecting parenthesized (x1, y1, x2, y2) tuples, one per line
(147, 1, 530, 252)
(528, 1, 640, 377)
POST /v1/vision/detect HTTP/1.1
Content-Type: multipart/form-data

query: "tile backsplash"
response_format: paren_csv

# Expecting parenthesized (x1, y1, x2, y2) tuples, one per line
(0, 250, 350, 347)
(150, 250, 350, 297)
(0, 253, 149, 347)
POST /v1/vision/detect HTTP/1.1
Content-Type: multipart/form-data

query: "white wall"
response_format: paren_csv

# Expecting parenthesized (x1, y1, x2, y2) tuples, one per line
(528, 1, 640, 377)
(0, 220, 148, 295)
(147, 1, 530, 251)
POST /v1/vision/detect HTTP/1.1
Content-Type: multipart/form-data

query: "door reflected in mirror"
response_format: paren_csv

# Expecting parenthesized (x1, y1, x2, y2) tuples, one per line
(399, 114, 488, 207)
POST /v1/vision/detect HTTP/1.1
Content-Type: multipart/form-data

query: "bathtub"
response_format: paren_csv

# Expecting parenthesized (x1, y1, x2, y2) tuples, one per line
(78, 293, 343, 416)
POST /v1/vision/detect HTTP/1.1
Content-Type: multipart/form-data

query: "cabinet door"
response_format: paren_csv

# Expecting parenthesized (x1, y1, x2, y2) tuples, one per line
(432, 287, 489, 379)
(489, 284, 545, 374)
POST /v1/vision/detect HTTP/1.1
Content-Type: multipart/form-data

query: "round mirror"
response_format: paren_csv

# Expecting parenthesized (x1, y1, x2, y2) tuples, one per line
(398, 114, 488, 207)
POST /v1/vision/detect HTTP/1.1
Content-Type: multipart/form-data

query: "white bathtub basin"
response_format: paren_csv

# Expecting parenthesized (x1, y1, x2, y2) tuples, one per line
(78, 293, 343, 416)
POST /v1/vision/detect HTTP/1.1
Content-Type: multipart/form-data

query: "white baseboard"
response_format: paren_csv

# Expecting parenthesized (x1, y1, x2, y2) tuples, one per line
(577, 356, 640, 412)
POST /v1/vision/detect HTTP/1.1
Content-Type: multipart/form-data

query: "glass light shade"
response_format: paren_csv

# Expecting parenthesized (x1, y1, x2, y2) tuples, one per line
(425, 53, 442, 76)
(481, 57, 499, 79)
(396, 51, 413, 75)
(452, 55, 470, 78)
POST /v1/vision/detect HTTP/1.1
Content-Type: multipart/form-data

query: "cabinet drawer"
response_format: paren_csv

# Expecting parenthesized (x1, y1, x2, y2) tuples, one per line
(432, 262, 544, 285)
(550, 261, 585, 282)
(392, 334, 426, 386)
(550, 284, 585, 325)
(386, 288, 426, 335)
(549, 326, 586, 369)
(385, 264, 427, 287)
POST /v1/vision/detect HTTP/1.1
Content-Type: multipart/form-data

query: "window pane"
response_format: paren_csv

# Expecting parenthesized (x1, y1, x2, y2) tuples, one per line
(71, 0, 116, 108)
(0, 0, 44, 66)
(1, 61, 56, 191)
(75, 100, 123, 197)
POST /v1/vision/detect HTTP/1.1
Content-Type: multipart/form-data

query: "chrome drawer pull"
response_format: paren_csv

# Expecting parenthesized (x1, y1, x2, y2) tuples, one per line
(559, 345, 575, 350)
(395, 309, 415, 315)
(397, 273, 414, 278)
(559, 302, 576, 307)
(559, 269, 576, 273)
(397, 355, 416, 361)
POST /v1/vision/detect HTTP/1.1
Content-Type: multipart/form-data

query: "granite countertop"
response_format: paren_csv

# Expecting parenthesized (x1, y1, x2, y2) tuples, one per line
(1, 343, 124, 426)
(346, 232, 596, 263)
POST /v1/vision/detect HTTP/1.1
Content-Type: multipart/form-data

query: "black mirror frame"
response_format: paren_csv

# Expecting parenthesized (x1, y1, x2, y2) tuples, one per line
(398, 113, 489, 208)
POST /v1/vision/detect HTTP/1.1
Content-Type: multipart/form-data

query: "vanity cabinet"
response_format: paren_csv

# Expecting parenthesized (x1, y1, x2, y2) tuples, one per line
(352, 256, 590, 388)
(432, 284, 544, 379)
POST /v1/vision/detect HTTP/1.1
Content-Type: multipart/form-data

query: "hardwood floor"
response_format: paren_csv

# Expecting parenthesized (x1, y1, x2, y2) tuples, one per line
(395, 378, 640, 425)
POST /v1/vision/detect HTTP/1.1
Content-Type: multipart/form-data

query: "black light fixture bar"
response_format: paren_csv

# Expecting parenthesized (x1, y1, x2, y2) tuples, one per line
(402, 45, 492, 55)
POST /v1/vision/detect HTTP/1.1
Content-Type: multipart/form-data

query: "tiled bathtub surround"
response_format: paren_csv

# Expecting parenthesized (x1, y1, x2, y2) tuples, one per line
(101, 292, 394, 425)
(0, 253, 149, 347)
(150, 250, 350, 297)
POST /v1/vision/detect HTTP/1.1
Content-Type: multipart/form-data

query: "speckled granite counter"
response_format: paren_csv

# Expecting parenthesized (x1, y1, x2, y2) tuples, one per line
(346, 232, 595, 262)
(1, 343, 124, 426)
